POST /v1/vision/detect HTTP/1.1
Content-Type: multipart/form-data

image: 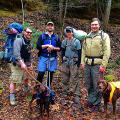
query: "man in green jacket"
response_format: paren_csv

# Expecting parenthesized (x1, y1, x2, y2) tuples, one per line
(81, 18, 111, 111)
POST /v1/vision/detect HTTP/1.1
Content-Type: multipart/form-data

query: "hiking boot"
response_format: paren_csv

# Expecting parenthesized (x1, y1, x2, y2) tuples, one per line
(85, 102, 94, 108)
(10, 93, 17, 106)
(72, 102, 84, 112)
(91, 105, 102, 112)
(72, 96, 84, 111)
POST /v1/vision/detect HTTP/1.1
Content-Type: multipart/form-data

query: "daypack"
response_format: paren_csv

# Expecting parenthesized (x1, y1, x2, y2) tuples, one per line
(3, 22, 23, 62)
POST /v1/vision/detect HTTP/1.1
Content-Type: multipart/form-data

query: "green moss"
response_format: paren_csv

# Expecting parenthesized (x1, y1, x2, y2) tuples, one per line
(0, 10, 17, 17)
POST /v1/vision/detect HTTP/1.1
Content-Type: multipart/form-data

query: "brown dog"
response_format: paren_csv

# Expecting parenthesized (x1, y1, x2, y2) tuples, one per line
(29, 84, 50, 118)
(98, 80, 120, 119)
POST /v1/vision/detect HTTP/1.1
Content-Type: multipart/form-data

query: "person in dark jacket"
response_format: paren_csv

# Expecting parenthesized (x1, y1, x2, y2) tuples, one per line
(36, 21, 61, 87)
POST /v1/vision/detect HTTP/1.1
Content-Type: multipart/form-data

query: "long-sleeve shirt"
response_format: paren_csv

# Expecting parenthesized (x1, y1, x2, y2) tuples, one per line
(13, 36, 32, 63)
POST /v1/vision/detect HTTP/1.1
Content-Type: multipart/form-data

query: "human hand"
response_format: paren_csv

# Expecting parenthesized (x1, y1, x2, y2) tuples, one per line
(19, 60, 27, 70)
(99, 66, 106, 73)
(47, 45, 54, 52)
(80, 64, 85, 70)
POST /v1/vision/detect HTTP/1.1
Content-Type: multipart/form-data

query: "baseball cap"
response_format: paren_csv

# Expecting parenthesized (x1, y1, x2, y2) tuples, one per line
(47, 21, 54, 26)
(65, 26, 73, 33)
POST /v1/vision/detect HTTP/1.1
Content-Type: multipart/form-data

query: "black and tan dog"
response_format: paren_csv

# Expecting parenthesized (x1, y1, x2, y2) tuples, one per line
(98, 80, 120, 119)
(29, 84, 50, 118)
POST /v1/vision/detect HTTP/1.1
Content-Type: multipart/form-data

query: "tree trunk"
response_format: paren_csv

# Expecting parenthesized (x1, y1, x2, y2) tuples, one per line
(59, 0, 68, 39)
(59, 0, 64, 25)
(103, 0, 112, 30)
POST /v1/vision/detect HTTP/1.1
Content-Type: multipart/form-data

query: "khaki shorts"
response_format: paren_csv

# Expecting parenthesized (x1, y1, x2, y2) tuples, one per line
(9, 64, 24, 84)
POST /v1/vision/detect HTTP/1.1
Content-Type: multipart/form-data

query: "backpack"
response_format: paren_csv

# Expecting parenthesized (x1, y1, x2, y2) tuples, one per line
(3, 22, 23, 62)
(64, 26, 87, 41)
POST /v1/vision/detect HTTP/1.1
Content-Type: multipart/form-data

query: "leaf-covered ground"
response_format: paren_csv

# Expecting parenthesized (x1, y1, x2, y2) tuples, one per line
(0, 54, 120, 120)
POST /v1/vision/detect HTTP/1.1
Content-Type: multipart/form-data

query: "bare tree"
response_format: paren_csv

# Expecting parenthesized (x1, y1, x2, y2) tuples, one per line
(59, 0, 68, 39)
(103, 0, 112, 30)
(59, 0, 64, 25)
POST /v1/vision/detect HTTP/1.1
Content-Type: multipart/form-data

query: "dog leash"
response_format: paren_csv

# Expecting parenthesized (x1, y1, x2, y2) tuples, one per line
(25, 69, 45, 87)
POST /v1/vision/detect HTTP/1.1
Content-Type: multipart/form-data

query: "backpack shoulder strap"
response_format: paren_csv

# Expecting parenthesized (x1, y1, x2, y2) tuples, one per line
(100, 30, 105, 41)
(40, 33, 46, 44)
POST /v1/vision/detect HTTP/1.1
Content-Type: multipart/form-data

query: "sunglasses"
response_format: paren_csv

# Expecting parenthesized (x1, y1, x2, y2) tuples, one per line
(25, 31, 32, 34)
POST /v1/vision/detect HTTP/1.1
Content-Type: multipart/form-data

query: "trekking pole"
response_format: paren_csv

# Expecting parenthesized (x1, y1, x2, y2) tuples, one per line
(47, 54, 51, 88)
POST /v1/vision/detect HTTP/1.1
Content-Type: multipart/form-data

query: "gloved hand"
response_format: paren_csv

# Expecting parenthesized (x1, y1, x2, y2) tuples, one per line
(19, 60, 27, 70)
(99, 66, 106, 73)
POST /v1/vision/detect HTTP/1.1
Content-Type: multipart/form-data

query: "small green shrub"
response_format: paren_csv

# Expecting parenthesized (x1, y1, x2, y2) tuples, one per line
(104, 74, 117, 82)
(107, 62, 117, 69)
(116, 57, 120, 65)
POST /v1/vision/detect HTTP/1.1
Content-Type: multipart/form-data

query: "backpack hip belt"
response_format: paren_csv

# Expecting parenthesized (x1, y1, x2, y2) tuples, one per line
(85, 55, 103, 66)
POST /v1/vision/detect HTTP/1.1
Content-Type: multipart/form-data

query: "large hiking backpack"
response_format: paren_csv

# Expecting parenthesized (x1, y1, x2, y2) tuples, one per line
(64, 26, 87, 41)
(3, 22, 23, 62)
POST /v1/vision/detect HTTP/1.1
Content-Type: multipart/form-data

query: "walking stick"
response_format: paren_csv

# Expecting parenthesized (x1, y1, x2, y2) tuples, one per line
(47, 54, 51, 88)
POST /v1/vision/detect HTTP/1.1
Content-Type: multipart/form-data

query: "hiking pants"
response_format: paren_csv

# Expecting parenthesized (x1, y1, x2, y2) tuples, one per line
(84, 64, 102, 106)
(62, 64, 80, 97)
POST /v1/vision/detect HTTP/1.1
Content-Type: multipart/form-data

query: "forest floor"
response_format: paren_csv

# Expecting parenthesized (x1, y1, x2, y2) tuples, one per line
(0, 11, 120, 120)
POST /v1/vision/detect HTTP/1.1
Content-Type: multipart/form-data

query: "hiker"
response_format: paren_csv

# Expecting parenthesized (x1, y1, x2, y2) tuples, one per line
(61, 26, 82, 109)
(9, 27, 33, 105)
(81, 18, 111, 111)
(36, 21, 61, 87)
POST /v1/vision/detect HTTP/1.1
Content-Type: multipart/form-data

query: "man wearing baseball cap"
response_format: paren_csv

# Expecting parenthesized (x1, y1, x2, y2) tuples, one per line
(61, 26, 82, 110)
(36, 21, 61, 87)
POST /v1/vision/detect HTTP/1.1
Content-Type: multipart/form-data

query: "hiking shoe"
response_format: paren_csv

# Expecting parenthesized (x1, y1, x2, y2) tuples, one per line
(10, 93, 17, 106)
(71, 103, 84, 112)
(86, 102, 94, 108)
(73, 96, 80, 104)
(91, 105, 102, 112)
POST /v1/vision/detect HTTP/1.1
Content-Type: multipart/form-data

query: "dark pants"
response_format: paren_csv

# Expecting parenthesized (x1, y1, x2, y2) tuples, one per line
(84, 64, 102, 106)
(37, 71, 54, 87)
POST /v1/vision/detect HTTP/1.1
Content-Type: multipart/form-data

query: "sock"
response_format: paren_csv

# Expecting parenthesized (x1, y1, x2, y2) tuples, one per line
(10, 93, 15, 101)
(37, 72, 45, 83)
